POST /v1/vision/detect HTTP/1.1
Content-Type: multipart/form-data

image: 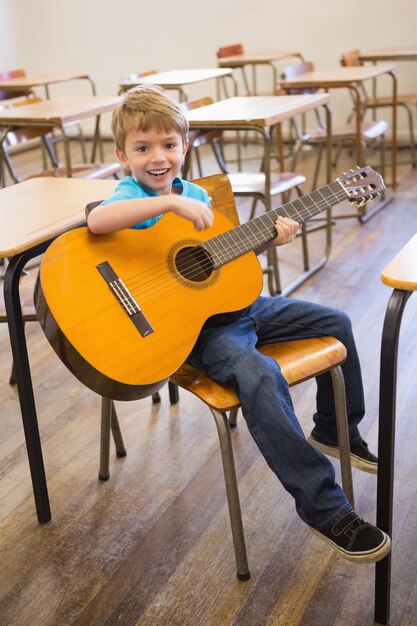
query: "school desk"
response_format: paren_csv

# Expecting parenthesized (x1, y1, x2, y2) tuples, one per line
(0, 95, 121, 175)
(0, 177, 118, 523)
(118, 68, 237, 101)
(374, 233, 417, 624)
(184, 93, 332, 296)
(0, 71, 97, 99)
(217, 50, 304, 95)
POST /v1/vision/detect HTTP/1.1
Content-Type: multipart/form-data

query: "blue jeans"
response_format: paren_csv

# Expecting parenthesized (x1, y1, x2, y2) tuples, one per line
(187, 296, 365, 530)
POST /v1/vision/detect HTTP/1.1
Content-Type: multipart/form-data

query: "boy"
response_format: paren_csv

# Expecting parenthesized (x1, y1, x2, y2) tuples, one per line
(88, 84, 390, 563)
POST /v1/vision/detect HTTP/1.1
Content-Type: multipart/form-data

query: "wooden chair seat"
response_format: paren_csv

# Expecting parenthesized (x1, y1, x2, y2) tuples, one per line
(365, 93, 417, 108)
(171, 336, 347, 411)
(308, 120, 389, 143)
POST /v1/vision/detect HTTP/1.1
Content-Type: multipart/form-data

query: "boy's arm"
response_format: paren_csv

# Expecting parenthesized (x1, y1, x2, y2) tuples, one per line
(87, 194, 214, 234)
(255, 216, 300, 255)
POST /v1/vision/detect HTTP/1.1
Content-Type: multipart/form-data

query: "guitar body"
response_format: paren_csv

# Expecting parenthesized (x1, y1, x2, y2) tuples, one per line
(35, 209, 263, 400)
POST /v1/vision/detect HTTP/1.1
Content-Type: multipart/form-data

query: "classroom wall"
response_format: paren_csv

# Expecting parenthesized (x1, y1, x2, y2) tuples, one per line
(2, 0, 417, 137)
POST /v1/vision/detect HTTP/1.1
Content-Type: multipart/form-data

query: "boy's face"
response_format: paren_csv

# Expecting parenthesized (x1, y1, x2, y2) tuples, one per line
(116, 128, 189, 195)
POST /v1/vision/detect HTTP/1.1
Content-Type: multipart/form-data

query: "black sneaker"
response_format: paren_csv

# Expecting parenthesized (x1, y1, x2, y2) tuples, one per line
(308, 434, 378, 474)
(312, 511, 391, 563)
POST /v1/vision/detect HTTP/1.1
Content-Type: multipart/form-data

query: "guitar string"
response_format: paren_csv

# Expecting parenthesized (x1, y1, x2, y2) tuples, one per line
(121, 187, 344, 301)
(122, 191, 345, 308)
(80, 185, 365, 324)
(123, 188, 347, 308)
(122, 201, 329, 303)
(76, 191, 341, 327)
(123, 187, 344, 293)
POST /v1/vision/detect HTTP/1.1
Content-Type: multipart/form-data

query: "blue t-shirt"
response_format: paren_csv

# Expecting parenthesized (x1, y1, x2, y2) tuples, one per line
(99, 175, 210, 229)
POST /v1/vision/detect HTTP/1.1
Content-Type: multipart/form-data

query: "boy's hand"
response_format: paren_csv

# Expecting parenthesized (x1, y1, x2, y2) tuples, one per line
(172, 196, 214, 231)
(255, 215, 300, 255)
(271, 216, 300, 246)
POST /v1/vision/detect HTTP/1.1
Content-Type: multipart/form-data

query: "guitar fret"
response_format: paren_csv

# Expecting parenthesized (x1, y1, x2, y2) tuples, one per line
(204, 235, 227, 266)
(299, 194, 316, 218)
(201, 171, 381, 269)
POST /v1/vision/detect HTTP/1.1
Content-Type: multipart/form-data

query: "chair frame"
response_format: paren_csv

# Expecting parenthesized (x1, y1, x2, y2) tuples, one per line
(0, 97, 123, 186)
(340, 49, 417, 168)
(279, 61, 388, 194)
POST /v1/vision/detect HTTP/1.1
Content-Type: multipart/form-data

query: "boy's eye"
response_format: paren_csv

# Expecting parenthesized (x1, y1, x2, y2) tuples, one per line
(137, 146, 148, 152)
(165, 143, 177, 149)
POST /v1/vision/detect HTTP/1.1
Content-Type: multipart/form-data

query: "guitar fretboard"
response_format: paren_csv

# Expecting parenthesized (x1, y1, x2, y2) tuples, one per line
(202, 180, 347, 268)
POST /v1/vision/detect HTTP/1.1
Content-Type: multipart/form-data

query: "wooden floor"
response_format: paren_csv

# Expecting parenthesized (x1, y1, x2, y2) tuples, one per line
(1, 141, 417, 625)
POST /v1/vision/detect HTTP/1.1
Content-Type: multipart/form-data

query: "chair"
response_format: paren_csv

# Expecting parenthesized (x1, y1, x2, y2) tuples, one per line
(0, 97, 123, 185)
(0, 68, 88, 164)
(0, 68, 35, 103)
(0, 271, 37, 384)
(118, 70, 158, 94)
(340, 49, 417, 167)
(98, 173, 354, 580)
(217, 43, 278, 97)
(216, 44, 252, 97)
(279, 61, 388, 190)
(180, 97, 311, 295)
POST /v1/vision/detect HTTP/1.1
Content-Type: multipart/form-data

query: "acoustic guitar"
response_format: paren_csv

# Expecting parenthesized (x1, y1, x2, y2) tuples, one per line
(35, 166, 384, 400)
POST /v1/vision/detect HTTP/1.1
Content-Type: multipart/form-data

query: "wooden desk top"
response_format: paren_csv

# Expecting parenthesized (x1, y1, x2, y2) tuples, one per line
(280, 65, 396, 89)
(217, 51, 302, 67)
(0, 178, 118, 257)
(0, 96, 121, 127)
(0, 73, 93, 90)
(381, 233, 417, 291)
(359, 48, 417, 62)
(120, 68, 233, 89)
(185, 94, 330, 128)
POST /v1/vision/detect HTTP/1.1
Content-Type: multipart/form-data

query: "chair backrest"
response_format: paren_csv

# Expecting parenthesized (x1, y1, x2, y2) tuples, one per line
(119, 70, 158, 93)
(340, 50, 360, 67)
(192, 173, 240, 226)
(280, 61, 316, 95)
(340, 51, 369, 100)
(216, 43, 244, 59)
(0, 68, 33, 101)
(180, 96, 214, 112)
(2, 97, 50, 147)
(180, 97, 227, 178)
(120, 69, 158, 83)
(0, 97, 61, 184)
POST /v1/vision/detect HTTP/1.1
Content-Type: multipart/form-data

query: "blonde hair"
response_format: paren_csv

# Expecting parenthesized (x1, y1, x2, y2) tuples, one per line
(111, 84, 189, 152)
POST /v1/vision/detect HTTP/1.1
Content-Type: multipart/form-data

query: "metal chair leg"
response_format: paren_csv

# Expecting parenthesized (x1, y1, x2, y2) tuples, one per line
(99, 398, 126, 480)
(110, 402, 127, 458)
(229, 408, 239, 428)
(209, 407, 250, 581)
(330, 365, 354, 507)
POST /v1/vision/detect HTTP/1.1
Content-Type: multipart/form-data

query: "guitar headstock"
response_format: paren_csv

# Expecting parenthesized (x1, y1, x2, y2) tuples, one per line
(338, 166, 386, 206)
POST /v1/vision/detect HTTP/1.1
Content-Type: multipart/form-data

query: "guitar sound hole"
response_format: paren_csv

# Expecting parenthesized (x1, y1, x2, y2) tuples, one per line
(175, 246, 213, 282)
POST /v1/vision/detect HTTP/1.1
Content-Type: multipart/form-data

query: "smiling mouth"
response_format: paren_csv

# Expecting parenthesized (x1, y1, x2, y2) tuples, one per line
(147, 168, 169, 176)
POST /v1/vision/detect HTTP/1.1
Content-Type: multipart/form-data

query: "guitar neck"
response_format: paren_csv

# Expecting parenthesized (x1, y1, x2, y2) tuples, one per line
(203, 179, 347, 268)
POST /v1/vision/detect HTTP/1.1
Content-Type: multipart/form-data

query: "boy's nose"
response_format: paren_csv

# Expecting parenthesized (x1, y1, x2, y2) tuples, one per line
(151, 147, 166, 162)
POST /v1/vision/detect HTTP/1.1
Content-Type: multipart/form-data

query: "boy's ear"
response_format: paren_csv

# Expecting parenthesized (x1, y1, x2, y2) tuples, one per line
(115, 147, 128, 168)
(182, 138, 189, 156)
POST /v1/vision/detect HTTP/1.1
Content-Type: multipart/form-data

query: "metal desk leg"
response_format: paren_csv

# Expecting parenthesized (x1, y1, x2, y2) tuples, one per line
(3, 243, 52, 524)
(374, 288, 412, 625)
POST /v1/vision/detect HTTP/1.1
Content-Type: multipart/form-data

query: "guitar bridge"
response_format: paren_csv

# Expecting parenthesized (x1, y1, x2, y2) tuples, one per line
(96, 261, 154, 337)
